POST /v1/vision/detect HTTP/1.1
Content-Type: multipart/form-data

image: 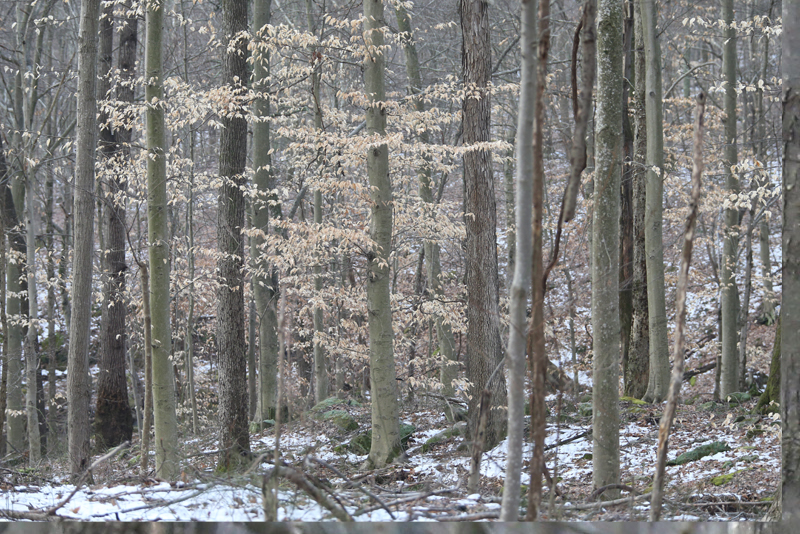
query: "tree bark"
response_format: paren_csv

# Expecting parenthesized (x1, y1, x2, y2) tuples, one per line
(499, 0, 536, 519)
(625, 0, 649, 399)
(592, 0, 622, 497)
(363, 0, 401, 469)
(720, 0, 740, 398)
(251, 0, 279, 425)
(461, 0, 507, 449)
(639, 0, 669, 403)
(217, 0, 251, 471)
(144, 0, 179, 479)
(782, 0, 800, 517)
(95, 0, 134, 449)
(68, 0, 101, 476)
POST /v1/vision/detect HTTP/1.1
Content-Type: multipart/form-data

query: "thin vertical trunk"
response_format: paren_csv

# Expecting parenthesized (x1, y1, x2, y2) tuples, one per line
(0, 133, 9, 457)
(720, 0, 740, 398)
(593, 0, 622, 496)
(639, 0, 669, 403)
(526, 0, 549, 519)
(499, 0, 536, 519)
(24, 150, 41, 464)
(145, 0, 179, 479)
(626, 0, 649, 398)
(782, 0, 800, 515)
(363, 0, 401, 469)
(308, 0, 327, 404)
(139, 265, 153, 474)
(68, 0, 101, 476)
(217, 0, 251, 471)
(252, 0, 279, 425)
(461, 0, 507, 449)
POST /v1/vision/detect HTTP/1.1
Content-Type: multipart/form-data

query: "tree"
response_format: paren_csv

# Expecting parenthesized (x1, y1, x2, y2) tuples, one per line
(625, 0, 649, 399)
(782, 0, 800, 518)
(68, 0, 101, 475)
(719, 0, 740, 398)
(95, 0, 134, 449)
(592, 0, 622, 496)
(500, 0, 536, 519)
(144, 0, 179, 479)
(639, 0, 669, 403)
(461, 0, 507, 449)
(363, 0, 401, 469)
(217, 0, 251, 471)
(251, 0, 279, 424)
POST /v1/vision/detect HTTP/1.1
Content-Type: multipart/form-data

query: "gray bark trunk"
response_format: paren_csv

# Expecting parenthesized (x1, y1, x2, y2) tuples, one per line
(592, 0, 622, 496)
(461, 0, 507, 449)
(639, 0, 669, 403)
(782, 0, 800, 518)
(68, 0, 101, 476)
(720, 0, 740, 398)
(252, 0, 279, 424)
(499, 0, 536, 519)
(363, 0, 401, 469)
(626, 0, 649, 399)
(144, 0, 179, 479)
(217, 0, 251, 471)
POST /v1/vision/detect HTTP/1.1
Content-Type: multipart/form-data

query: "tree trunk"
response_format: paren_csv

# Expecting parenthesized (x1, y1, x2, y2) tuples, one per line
(95, 0, 134, 449)
(592, 0, 622, 497)
(720, 0, 740, 398)
(619, 0, 633, 400)
(756, 316, 779, 413)
(461, 0, 507, 449)
(217, 0, 251, 471)
(782, 0, 800, 516)
(639, 0, 669, 403)
(363, 0, 401, 469)
(24, 145, 41, 464)
(526, 0, 550, 519)
(626, 0, 649, 399)
(251, 0, 279, 424)
(144, 0, 179, 479)
(499, 0, 536, 519)
(68, 0, 101, 476)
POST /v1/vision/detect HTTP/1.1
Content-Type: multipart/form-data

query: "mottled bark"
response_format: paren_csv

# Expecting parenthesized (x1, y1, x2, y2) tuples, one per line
(626, 0, 649, 399)
(461, 0, 507, 449)
(592, 0, 622, 496)
(217, 0, 251, 471)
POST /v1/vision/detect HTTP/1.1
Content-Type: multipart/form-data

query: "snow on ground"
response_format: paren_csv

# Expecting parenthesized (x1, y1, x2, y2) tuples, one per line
(0, 382, 778, 522)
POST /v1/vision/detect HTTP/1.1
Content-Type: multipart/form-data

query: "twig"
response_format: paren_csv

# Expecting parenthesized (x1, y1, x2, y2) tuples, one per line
(310, 457, 395, 519)
(544, 428, 592, 451)
(561, 492, 652, 510)
(352, 489, 456, 516)
(650, 93, 706, 521)
(269, 464, 353, 521)
(589, 483, 636, 501)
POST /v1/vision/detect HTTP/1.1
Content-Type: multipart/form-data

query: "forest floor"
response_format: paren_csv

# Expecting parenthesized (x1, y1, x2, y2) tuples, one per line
(0, 321, 779, 522)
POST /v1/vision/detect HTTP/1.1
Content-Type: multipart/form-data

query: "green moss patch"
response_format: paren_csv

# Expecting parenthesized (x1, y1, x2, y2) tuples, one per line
(667, 441, 730, 466)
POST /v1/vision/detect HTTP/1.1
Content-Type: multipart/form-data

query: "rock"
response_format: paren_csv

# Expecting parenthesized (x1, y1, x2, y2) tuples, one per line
(347, 423, 416, 455)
